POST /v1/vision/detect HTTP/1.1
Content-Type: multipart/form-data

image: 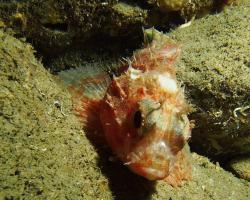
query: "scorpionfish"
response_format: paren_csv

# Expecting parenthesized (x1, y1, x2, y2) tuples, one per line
(59, 31, 193, 186)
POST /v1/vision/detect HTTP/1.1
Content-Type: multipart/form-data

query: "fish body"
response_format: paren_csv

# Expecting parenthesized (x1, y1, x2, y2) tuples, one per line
(59, 35, 193, 186)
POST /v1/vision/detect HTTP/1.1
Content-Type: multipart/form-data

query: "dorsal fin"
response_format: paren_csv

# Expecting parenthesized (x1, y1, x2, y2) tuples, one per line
(58, 64, 111, 136)
(59, 64, 111, 100)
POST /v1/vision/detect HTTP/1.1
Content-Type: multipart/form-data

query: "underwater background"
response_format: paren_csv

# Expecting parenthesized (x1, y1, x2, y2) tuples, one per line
(0, 0, 249, 199)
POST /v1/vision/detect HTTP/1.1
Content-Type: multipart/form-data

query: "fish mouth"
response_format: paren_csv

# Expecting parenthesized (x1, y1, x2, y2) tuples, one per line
(123, 111, 189, 180)
(126, 139, 175, 180)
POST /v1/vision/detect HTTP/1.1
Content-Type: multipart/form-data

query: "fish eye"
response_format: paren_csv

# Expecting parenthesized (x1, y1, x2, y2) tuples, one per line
(133, 110, 142, 129)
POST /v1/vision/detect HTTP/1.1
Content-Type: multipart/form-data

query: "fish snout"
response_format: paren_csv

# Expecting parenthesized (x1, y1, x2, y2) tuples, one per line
(127, 139, 175, 180)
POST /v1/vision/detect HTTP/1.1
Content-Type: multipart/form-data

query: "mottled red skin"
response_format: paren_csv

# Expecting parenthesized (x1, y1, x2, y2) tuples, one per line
(69, 40, 193, 186)
(98, 41, 192, 184)
(132, 44, 179, 75)
(99, 79, 140, 156)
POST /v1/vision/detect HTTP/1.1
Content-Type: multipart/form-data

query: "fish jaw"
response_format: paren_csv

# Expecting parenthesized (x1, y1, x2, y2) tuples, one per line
(126, 138, 173, 180)
(99, 69, 191, 181)
(99, 36, 192, 182)
(124, 122, 189, 180)
(100, 99, 191, 181)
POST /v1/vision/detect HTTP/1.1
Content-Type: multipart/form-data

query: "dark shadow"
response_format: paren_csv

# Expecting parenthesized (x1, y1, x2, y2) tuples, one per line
(85, 130, 156, 200)
(96, 147, 156, 200)
(73, 101, 156, 200)
(43, 23, 68, 32)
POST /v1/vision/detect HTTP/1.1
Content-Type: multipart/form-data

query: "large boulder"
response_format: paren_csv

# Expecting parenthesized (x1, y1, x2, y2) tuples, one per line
(167, 0, 250, 160)
(0, 0, 229, 56)
(0, 30, 112, 199)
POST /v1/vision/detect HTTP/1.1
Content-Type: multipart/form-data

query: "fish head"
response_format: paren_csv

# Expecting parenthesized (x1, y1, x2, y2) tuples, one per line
(100, 66, 191, 180)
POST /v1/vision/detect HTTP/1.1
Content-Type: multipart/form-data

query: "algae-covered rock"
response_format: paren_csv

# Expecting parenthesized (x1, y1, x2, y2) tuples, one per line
(0, 0, 148, 56)
(0, 30, 113, 199)
(150, 0, 189, 11)
(152, 153, 250, 200)
(148, 0, 211, 12)
(227, 157, 250, 181)
(166, 1, 250, 159)
(147, 0, 230, 19)
(0, 0, 232, 57)
(101, 152, 250, 200)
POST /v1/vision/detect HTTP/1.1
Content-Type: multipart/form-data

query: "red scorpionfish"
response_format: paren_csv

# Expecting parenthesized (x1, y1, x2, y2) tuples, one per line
(59, 31, 193, 186)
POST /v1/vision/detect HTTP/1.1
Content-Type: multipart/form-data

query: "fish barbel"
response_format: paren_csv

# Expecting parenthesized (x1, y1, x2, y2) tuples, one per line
(59, 31, 193, 186)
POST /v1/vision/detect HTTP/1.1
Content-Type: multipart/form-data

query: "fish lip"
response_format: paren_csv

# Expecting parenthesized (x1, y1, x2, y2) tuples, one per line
(125, 140, 174, 180)
(139, 167, 168, 180)
(126, 157, 170, 180)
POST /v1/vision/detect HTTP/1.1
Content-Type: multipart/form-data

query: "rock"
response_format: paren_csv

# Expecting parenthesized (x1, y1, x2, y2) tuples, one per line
(0, 30, 113, 199)
(147, 0, 230, 19)
(227, 157, 250, 181)
(0, 0, 148, 55)
(0, 0, 231, 56)
(166, 0, 250, 159)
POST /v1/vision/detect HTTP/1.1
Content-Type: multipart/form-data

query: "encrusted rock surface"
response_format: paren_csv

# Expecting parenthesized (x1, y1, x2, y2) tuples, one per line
(0, 30, 113, 199)
(167, 1, 250, 160)
(227, 157, 250, 181)
(0, 0, 229, 56)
